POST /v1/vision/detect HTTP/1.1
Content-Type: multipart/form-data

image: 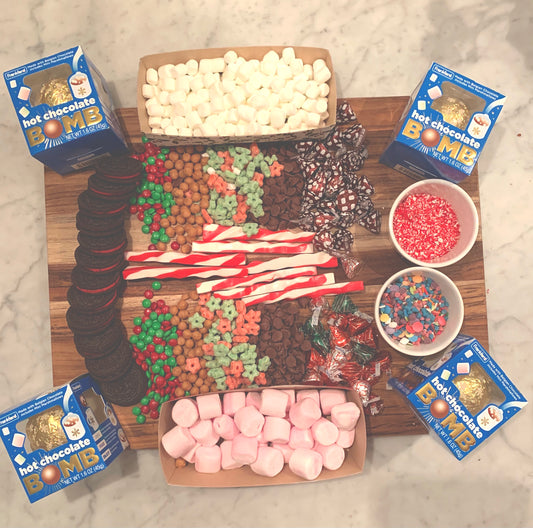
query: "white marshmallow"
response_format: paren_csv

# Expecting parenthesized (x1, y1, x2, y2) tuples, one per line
(168, 90, 187, 105)
(160, 118, 171, 130)
(287, 114, 302, 130)
(290, 58, 304, 75)
(158, 64, 174, 79)
(270, 77, 285, 93)
(197, 102, 211, 118)
(175, 75, 191, 93)
(198, 58, 214, 74)
(306, 112, 321, 128)
(189, 75, 204, 92)
(263, 50, 280, 63)
(318, 82, 330, 97)
(277, 62, 293, 80)
(261, 60, 277, 77)
(174, 63, 187, 76)
(148, 116, 162, 127)
(292, 91, 306, 109)
(282, 47, 296, 65)
(151, 128, 164, 134)
(172, 116, 187, 129)
(142, 83, 156, 98)
(270, 107, 286, 129)
(146, 99, 163, 117)
(282, 102, 297, 117)
(229, 86, 246, 107)
(236, 61, 254, 82)
(160, 77, 176, 93)
(186, 59, 199, 75)
(279, 85, 294, 103)
(226, 108, 239, 124)
(203, 72, 218, 88)
(248, 93, 269, 110)
(305, 80, 320, 99)
(315, 97, 328, 114)
(222, 78, 236, 94)
(256, 109, 270, 125)
(146, 67, 158, 85)
(158, 90, 170, 106)
(178, 127, 192, 136)
(238, 104, 256, 122)
(303, 64, 313, 79)
(172, 101, 192, 117)
(224, 50, 238, 64)
(314, 66, 332, 84)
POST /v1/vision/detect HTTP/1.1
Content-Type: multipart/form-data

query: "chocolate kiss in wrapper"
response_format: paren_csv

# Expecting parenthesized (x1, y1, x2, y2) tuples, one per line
(452, 363, 494, 415)
(25, 405, 67, 452)
(432, 96, 470, 129)
(40, 78, 73, 106)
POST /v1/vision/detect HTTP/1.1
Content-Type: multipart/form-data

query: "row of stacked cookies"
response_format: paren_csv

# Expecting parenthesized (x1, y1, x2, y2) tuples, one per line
(66, 155, 148, 406)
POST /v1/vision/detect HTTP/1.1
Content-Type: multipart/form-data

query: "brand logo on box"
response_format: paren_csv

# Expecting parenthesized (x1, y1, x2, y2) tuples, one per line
(0, 412, 19, 425)
(5, 68, 27, 78)
(432, 64, 453, 79)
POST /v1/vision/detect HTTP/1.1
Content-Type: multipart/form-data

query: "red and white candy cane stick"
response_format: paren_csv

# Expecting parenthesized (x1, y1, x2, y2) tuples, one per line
(191, 240, 314, 254)
(213, 273, 335, 300)
(196, 266, 318, 294)
(202, 224, 315, 243)
(245, 252, 338, 274)
(124, 250, 246, 267)
(242, 280, 365, 306)
(123, 265, 247, 281)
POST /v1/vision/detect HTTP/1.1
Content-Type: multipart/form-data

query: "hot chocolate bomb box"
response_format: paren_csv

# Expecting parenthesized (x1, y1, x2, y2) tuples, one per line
(389, 335, 527, 460)
(3, 45, 128, 174)
(0, 374, 128, 503)
(380, 62, 505, 183)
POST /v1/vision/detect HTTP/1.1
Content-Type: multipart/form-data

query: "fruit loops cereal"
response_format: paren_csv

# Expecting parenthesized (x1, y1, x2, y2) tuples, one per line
(392, 193, 460, 261)
(378, 274, 449, 346)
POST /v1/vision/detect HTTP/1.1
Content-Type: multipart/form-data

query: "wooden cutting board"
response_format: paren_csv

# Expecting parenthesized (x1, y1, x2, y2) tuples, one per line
(45, 97, 489, 449)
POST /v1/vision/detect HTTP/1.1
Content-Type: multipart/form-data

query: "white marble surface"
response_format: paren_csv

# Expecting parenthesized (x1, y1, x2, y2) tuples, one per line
(0, 0, 531, 526)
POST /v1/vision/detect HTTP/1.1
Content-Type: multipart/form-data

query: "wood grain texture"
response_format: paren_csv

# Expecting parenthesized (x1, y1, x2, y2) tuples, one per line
(45, 97, 489, 448)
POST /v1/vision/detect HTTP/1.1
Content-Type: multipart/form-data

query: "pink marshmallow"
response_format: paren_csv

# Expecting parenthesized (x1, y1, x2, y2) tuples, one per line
(311, 417, 339, 446)
(260, 388, 289, 417)
(289, 426, 314, 450)
(263, 416, 291, 444)
(296, 389, 320, 405)
(330, 402, 361, 431)
(272, 442, 294, 463)
(196, 393, 222, 420)
(281, 389, 296, 413)
(336, 428, 355, 449)
(245, 391, 262, 410)
(223, 391, 246, 416)
(250, 446, 285, 477)
(314, 443, 345, 471)
(234, 405, 265, 437)
(189, 419, 219, 446)
(289, 448, 323, 480)
(194, 445, 221, 473)
(220, 440, 244, 470)
(319, 389, 347, 415)
(171, 398, 199, 427)
(213, 414, 239, 440)
(161, 425, 196, 459)
(182, 442, 200, 464)
(289, 397, 322, 429)
(231, 433, 258, 464)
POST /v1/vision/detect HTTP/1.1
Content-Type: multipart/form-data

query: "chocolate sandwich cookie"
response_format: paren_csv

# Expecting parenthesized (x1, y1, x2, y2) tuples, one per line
(67, 285, 119, 314)
(74, 245, 126, 275)
(97, 361, 148, 407)
(73, 318, 125, 358)
(85, 337, 135, 383)
(77, 228, 127, 256)
(66, 305, 117, 336)
(76, 210, 125, 236)
(71, 265, 123, 294)
(88, 172, 139, 202)
(78, 189, 128, 216)
(94, 155, 144, 183)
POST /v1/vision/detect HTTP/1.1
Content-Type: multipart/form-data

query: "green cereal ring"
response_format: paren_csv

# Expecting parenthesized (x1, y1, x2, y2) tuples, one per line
(214, 343, 230, 356)
(242, 223, 259, 237)
(219, 219, 233, 226)
(236, 174, 249, 188)
(222, 331, 233, 343)
(254, 152, 264, 162)
(260, 160, 271, 177)
(243, 364, 259, 381)
(206, 359, 220, 369)
(247, 344, 257, 353)
(217, 355, 231, 367)
(245, 193, 261, 209)
(216, 378, 228, 391)
(235, 147, 251, 155)
(232, 343, 247, 354)
(223, 195, 238, 209)
(228, 351, 240, 361)
(188, 312, 206, 329)
(221, 304, 238, 321)
(228, 146, 237, 157)
(206, 295, 222, 312)
(251, 205, 264, 218)
(208, 367, 226, 379)
(240, 351, 257, 364)
(258, 356, 271, 372)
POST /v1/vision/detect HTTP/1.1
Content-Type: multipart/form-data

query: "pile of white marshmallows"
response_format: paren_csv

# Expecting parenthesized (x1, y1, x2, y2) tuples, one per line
(142, 48, 332, 137)
(161, 388, 360, 480)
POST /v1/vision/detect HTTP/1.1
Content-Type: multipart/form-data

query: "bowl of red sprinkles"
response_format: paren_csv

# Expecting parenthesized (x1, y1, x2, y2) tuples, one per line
(389, 179, 479, 268)
(374, 267, 464, 356)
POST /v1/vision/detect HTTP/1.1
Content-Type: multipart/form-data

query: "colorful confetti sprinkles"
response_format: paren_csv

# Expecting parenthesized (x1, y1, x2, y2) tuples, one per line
(392, 193, 460, 262)
(378, 274, 449, 345)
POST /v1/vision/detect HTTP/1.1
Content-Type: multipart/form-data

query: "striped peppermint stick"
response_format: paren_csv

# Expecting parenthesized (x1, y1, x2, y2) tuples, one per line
(124, 251, 246, 267)
(242, 280, 365, 306)
(123, 265, 247, 281)
(213, 273, 335, 300)
(245, 252, 338, 274)
(202, 224, 315, 243)
(196, 266, 318, 294)
(191, 240, 314, 254)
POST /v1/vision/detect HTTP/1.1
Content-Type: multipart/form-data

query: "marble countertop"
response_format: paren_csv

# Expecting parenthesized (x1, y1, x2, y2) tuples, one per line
(0, 1, 531, 526)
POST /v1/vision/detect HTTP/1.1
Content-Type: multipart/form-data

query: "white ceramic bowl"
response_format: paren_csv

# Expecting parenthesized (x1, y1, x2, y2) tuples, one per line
(389, 179, 479, 268)
(374, 267, 464, 357)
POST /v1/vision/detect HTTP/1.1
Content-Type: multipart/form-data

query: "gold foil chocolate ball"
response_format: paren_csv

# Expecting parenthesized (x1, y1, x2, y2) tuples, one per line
(432, 96, 470, 129)
(453, 363, 493, 415)
(39, 78, 73, 106)
(26, 406, 67, 452)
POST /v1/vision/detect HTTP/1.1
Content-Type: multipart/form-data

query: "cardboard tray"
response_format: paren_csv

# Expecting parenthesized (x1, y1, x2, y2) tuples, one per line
(157, 386, 366, 487)
(137, 46, 336, 146)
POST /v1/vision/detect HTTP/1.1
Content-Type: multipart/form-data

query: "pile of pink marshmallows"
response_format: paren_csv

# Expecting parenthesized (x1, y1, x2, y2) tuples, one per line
(161, 388, 361, 480)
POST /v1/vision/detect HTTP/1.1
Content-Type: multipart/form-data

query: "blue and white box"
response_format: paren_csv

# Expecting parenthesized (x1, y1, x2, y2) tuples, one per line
(380, 63, 505, 183)
(4, 46, 128, 174)
(0, 374, 129, 503)
(389, 335, 526, 460)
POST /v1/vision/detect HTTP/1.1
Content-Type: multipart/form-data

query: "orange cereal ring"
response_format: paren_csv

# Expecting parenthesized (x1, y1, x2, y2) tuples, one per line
(201, 209, 213, 224)
(235, 300, 246, 314)
(185, 357, 201, 374)
(250, 143, 260, 157)
(230, 360, 244, 376)
(198, 293, 211, 306)
(244, 322, 260, 335)
(269, 160, 284, 177)
(252, 172, 264, 186)
(202, 342, 214, 355)
(254, 372, 267, 385)
(244, 309, 261, 323)
(200, 306, 215, 320)
(232, 335, 249, 343)
(217, 318, 232, 333)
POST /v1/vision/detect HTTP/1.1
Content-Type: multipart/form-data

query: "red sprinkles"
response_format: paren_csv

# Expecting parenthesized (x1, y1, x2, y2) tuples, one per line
(393, 193, 460, 261)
